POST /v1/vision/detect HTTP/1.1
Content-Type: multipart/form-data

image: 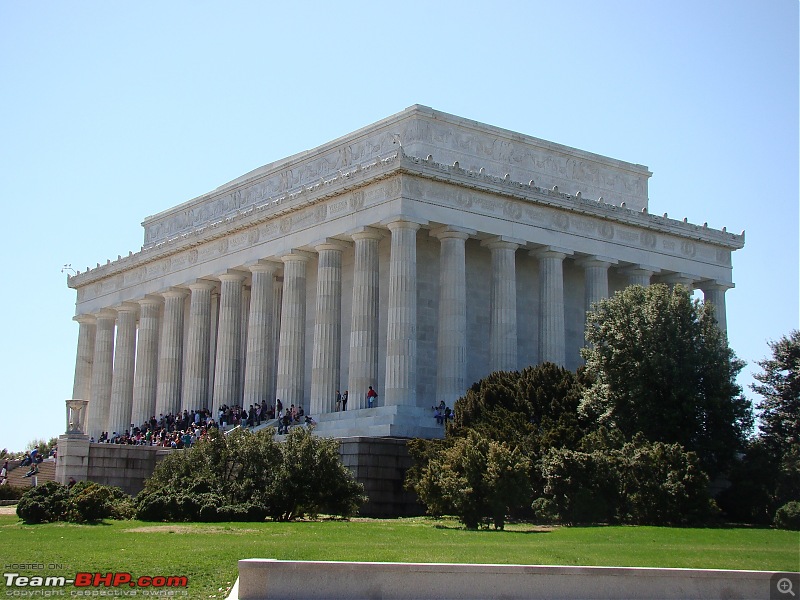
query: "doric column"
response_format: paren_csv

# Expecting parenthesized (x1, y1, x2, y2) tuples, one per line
(578, 257, 617, 312)
(661, 272, 696, 291)
(701, 281, 733, 334)
(131, 296, 161, 427)
(71, 314, 96, 404)
(482, 237, 520, 373)
(87, 309, 117, 440)
(212, 272, 246, 416)
(108, 303, 138, 436)
(534, 246, 572, 367)
(156, 288, 188, 417)
(311, 241, 348, 415)
(348, 227, 382, 409)
(276, 252, 312, 410)
(433, 226, 473, 407)
(384, 219, 421, 407)
(243, 262, 279, 408)
(622, 265, 658, 287)
(183, 281, 215, 411)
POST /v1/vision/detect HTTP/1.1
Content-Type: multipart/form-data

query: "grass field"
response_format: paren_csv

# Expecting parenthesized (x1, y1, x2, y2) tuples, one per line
(1, 514, 798, 598)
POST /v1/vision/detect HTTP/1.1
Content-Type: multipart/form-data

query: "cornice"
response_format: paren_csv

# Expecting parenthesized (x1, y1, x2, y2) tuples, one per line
(68, 149, 743, 290)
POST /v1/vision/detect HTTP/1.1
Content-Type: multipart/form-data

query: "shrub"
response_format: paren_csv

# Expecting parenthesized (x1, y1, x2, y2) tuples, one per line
(773, 501, 800, 531)
(16, 481, 71, 523)
(0, 484, 26, 501)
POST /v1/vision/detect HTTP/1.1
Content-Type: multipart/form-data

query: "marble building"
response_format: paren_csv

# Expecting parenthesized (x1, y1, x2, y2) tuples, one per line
(66, 105, 744, 442)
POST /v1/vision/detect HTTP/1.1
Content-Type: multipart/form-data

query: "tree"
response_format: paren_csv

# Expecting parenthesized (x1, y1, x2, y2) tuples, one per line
(751, 330, 800, 456)
(410, 430, 531, 529)
(580, 284, 752, 477)
(136, 427, 365, 522)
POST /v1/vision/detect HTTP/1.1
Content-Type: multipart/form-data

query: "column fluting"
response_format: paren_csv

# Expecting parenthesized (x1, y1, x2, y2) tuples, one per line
(384, 219, 421, 407)
(348, 227, 382, 409)
(624, 266, 656, 287)
(311, 241, 347, 415)
(156, 288, 188, 418)
(701, 282, 732, 334)
(243, 262, 278, 408)
(131, 296, 162, 428)
(535, 247, 570, 367)
(108, 303, 138, 436)
(182, 281, 215, 411)
(483, 238, 519, 373)
(87, 309, 117, 440)
(276, 252, 311, 411)
(71, 314, 96, 405)
(433, 227, 471, 407)
(212, 272, 246, 416)
(579, 257, 615, 313)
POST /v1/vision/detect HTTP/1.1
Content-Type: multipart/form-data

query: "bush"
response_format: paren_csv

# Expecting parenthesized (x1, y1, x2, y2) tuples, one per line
(16, 481, 71, 523)
(0, 484, 26, 501)
(773, 501, 800, 531)
(136, 426, 365, 522)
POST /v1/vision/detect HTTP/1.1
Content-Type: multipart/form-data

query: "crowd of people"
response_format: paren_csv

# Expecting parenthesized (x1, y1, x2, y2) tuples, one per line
(89, 398, 319, 449)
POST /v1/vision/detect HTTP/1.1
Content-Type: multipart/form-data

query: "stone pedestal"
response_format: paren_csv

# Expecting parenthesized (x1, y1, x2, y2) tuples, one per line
(55, 434, 90, 486)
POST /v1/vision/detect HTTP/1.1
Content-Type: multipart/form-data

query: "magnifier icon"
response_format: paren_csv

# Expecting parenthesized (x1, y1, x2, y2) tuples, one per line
(777, 578, 796, 596)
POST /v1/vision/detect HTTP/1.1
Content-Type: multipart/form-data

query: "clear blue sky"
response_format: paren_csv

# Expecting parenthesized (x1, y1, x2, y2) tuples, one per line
(0, 1, 797, 452)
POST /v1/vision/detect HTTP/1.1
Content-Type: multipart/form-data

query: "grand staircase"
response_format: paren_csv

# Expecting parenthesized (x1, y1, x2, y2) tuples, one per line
(4, 459, 57, 490)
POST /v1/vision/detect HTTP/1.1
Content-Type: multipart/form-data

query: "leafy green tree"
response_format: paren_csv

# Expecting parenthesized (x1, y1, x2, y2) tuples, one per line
(267, 426, 366, 521)
(751, 330, 800, 458)
(410, 430, 531, 529)
(580, 284, 752, 477)
(136, 426, 364, 522)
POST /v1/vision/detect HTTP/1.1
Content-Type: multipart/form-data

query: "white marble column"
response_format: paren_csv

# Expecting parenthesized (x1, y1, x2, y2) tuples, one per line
(243, 262, 279, 408)
(578, 257, 616, 312)
(433, 226, 472, 407)
(623, 266, 657, 287)
(701, 281, 732, 334)
(87, 309, 117, 440)
(183, 281, 215, 411)
(108, 303, 138, 435)
(131, 296, 161, 427)
(213, 272, 246, 416)
(276, 252, 312, 410)
(156, 288, 188, 417)
(482, 237, 519, 373)
(71, 314, 96, 405)
(661, 272, 696, 291)
(311, 241, 348, 415)
(348, 227, 382, 409)
(385, 219, 421, 407)
(535, 246, 572, 367)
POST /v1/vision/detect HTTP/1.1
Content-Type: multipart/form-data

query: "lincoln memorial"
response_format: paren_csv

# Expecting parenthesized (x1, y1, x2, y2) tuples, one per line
(65, 105, 744, 445)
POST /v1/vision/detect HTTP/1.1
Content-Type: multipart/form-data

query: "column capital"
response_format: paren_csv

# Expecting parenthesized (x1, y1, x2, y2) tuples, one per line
(95, 308, 118, 321)
(699, 280, 735, 292)
(137, 295, 164, 308)
(481, 235, 525, 250)
(160, 287, 190, 300)
(383, 216, 427, 231)
(314, 238, 351, 253)
(114, 301, 140, 315)
(73, 313, 96, 325)
(576, 255, 619, 269)
(280, 250, 315, 264)
(348, 226, 385, 242)
(216, 270, 248, 283)
(186, 279, 218, 292)
(620, 264, 661, 277)
(430, 225, 476, 241)
(531, 245, 574, 260)
(659, 272, 696, 288)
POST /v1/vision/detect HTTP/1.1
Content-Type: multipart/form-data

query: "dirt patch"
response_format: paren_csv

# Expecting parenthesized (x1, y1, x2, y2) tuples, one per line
(126, 525, 260, 535)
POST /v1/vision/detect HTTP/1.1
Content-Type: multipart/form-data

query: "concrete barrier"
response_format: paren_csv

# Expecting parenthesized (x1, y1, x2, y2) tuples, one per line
(230, 559, 781, 600)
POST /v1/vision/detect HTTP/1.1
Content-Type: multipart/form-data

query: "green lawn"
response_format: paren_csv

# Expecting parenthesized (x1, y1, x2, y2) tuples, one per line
(1, 515, 797, 598)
